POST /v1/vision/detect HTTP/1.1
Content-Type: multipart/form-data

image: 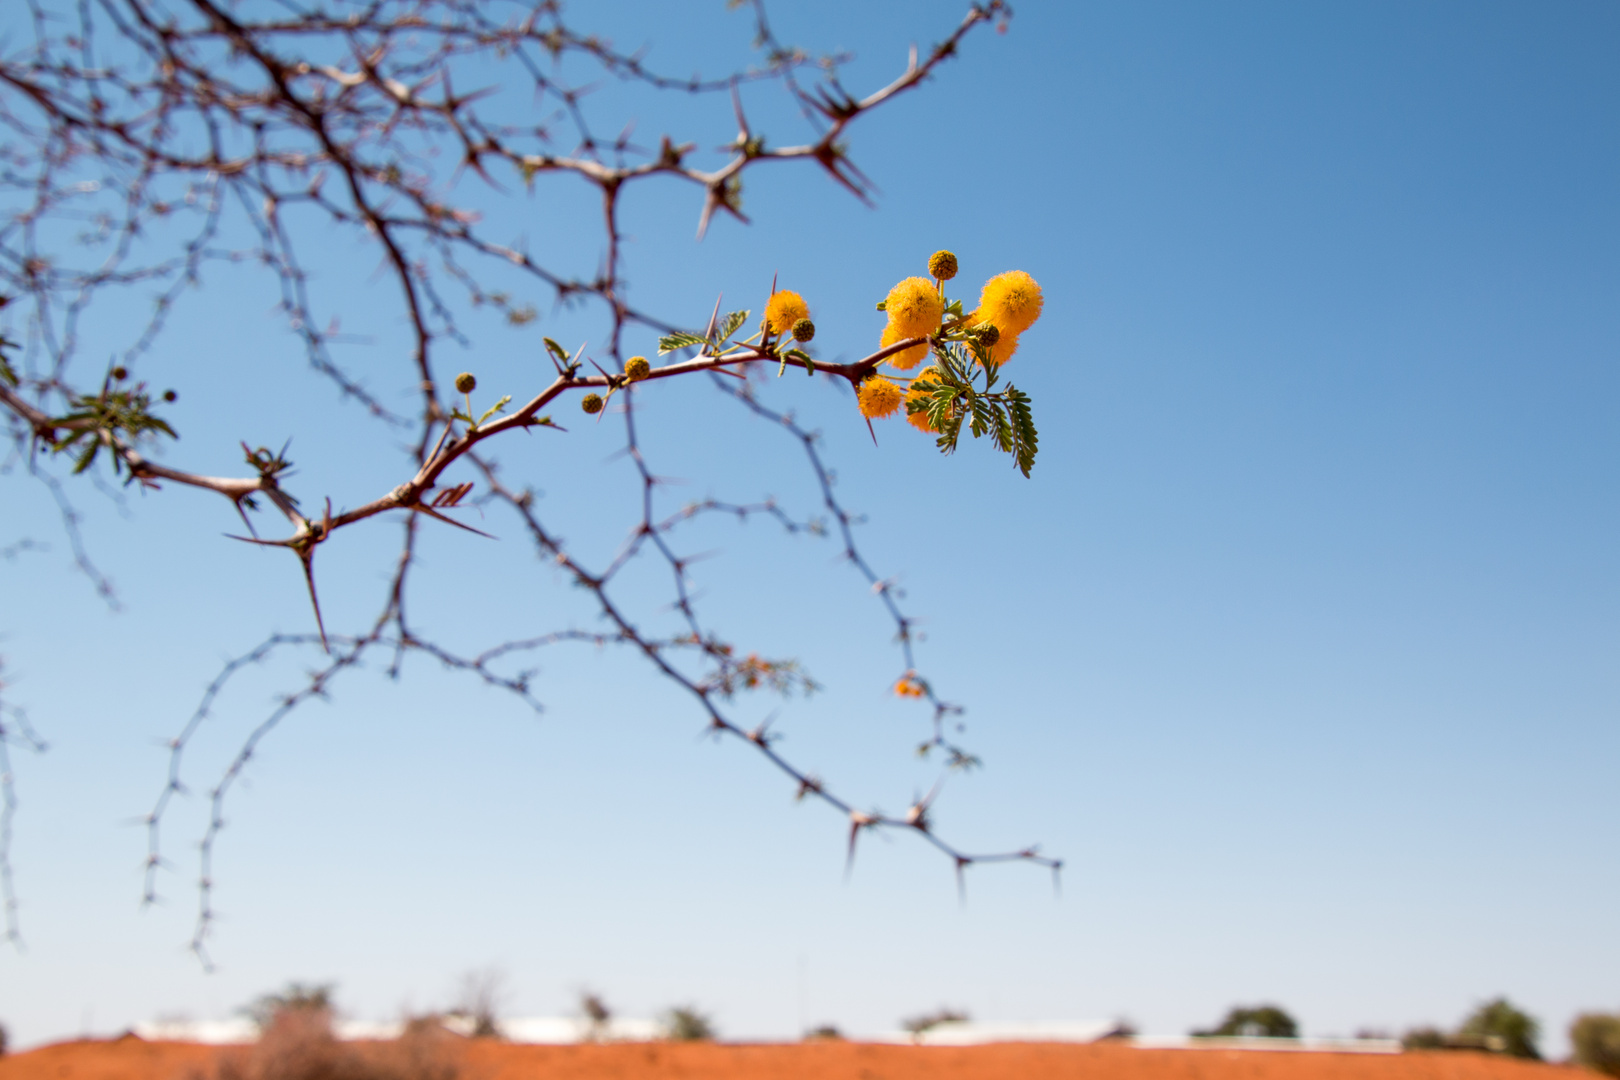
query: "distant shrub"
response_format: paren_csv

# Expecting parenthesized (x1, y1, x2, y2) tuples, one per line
(1402, 1027, 1450, 1050)
(900, 1008, 969, 1035)
(243, 984, 335, 1033)
(1193, 1005, 1298, 1039)
(1571, 1013, 1620, 1077)
(662, 1007, 715, 1042)
(803, 1025, 843, 1042)
(1403, 998, 1542, 1059)
(1, 1019, 9, 1056)
(578, 992, 611, 1042)
(206, 1007, 459, 1080)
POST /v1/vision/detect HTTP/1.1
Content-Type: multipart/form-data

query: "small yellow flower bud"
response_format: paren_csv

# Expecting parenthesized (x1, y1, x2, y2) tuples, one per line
(624, 356, 651, 381)
(928, 250, 958, 281)
(581, 393, 604, 414)
(454, 372, 477, 394)
(791, 318, 815, 343)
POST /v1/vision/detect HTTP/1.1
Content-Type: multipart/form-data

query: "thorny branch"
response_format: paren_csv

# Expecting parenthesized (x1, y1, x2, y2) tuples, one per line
(0, 659, 48, 949)
(0, 0, 1055, 961)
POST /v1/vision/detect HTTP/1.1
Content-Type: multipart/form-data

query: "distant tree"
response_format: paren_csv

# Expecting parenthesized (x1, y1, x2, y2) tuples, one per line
(1401, 1026, 1449, 1050)
(447, 969, 506, 1040)
(0, 1019, 8, 1056)
(244, 983, 336, 1033)
(1458, 998, 1540, 1060)
(1103, 1018, 1140, 1040)
(803, 1024, 843, 1042)
(1571, 1012, 1620, 1077)
(900, 1008, 970, 1035)
(662, 1006, 715, 1043)
(1193, 1005, 1299, 1039)
(577, 991, 611, 1042)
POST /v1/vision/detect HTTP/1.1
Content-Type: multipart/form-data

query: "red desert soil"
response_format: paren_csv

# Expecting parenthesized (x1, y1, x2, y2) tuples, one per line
(0, 1036, 1592, 1080)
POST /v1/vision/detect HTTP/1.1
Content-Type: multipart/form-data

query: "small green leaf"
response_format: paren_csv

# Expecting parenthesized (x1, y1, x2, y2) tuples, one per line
(969, 397, 993, 440)
(658, 332, 707, 355)
(874, 300, 887, 312)
(717, 309, 749, 341)
(784, 348, 815, 376)
(543, 337, 571, 362)
(477, 394, 513, 426)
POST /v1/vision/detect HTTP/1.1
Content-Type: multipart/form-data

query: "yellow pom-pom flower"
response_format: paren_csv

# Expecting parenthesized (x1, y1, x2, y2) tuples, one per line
(884, 276, 944, 340)
(858, 375, 903, 420)
(905, 365, 945, 433)
(977, 270, 1043, 336)
(879, 322, 930, 371)
(764, 290, 810, 336)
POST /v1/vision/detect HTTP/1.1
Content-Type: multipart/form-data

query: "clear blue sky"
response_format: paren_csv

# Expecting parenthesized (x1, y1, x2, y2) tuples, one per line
(2, 0, 1616, 1055)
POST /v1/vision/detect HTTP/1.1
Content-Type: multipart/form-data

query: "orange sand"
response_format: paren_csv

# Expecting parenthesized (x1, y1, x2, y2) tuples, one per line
(0, 1036, 1592, 1080)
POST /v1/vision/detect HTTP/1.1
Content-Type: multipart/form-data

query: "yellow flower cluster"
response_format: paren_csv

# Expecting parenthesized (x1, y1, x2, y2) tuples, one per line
(968, 270, 1043, 366)
(860, 254, 1044, 425)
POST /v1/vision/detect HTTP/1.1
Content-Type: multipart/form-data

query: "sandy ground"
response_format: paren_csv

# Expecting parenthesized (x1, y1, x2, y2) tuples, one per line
(0, 1036, 1593, 1080)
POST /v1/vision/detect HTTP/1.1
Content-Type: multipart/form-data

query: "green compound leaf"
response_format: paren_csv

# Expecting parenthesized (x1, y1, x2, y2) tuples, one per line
(50, 385, 179, 478)
(716, 309, 749, 342)
(1006, 385, 1038, 478)
(658, 332, 707, 355)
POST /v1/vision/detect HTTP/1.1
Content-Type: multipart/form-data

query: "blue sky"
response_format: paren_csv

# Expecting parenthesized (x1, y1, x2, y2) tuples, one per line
(1, 0, 1616, 1056)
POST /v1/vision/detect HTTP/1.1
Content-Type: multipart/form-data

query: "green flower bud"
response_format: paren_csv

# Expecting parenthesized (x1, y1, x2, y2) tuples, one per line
(791, 318, 816, 343)
(581, 393, 604, 414)
(454, 372, 477, 394)
(624, 356, 651, 381)
(928, 250, 958, 281)
(974, 323, 1001, 347)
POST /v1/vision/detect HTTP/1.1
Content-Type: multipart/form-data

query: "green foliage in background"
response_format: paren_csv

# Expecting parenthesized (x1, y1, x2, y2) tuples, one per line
(1193, 1004, 1299, 1039)
(662, 1006, 715, 1042)
(1571, 1012, 1620, 1077)
(1458, 997, 1541, 1060)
